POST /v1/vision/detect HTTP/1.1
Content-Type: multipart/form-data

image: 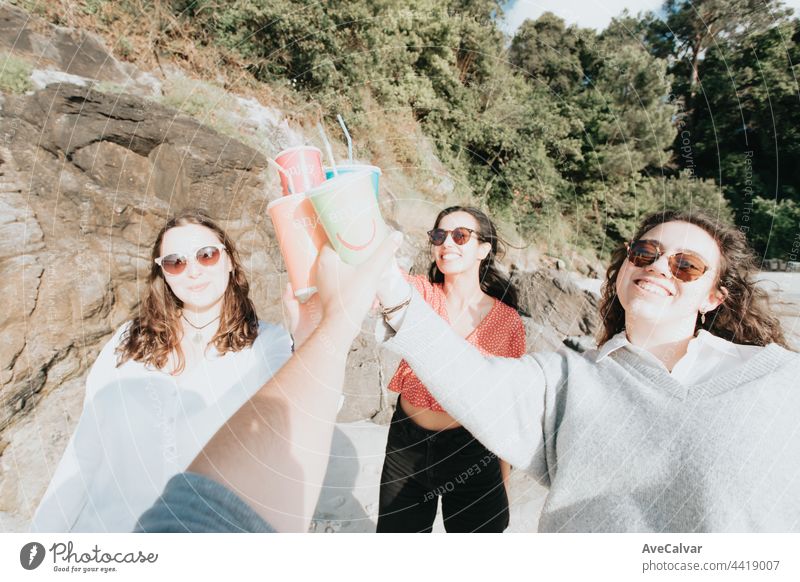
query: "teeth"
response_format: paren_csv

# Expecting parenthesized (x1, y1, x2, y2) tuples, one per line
(636, 280, 670, 296)
(441, 254, 460, 260)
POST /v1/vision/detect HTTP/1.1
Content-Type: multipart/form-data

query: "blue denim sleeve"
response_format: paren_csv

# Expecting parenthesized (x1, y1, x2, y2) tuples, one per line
(134, 472, 276, 533)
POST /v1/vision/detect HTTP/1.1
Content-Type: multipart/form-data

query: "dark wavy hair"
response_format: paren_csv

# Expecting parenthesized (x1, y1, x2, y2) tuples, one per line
(428, 206, 524, 314)
(116, 210, 259, 374)
(598, 210, 788, 348)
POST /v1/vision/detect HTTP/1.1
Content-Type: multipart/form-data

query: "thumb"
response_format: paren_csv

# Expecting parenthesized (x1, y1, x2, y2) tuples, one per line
(361, 230, 403, 281)
(315, 243, 343, 279)
(282, 282, 300, 330)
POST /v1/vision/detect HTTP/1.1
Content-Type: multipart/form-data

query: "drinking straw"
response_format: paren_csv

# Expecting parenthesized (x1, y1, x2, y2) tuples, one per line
(298, 145, 311, 191)
(336, 114, 353, 162)
(317, 122, 338, 176)
(267, 158, 295, 195)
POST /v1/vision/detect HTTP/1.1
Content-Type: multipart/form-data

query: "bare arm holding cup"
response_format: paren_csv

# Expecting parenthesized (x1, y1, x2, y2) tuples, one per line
(181, 233, 403, 532)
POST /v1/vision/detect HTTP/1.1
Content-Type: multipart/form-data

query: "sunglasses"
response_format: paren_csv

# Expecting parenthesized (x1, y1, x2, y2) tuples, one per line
(427, 227, 478, 246)
(154, 244, 226, 276)
(625, 239, 710, 282)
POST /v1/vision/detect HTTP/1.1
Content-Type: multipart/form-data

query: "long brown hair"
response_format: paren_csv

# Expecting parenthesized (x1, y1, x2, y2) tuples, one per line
(428, 206, 525, 314)
(116, 211, 259, 374)
(597, 210, 788, 348)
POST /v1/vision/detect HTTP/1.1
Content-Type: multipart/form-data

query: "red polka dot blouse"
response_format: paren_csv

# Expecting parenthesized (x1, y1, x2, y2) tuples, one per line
(387, 274, 527, 412)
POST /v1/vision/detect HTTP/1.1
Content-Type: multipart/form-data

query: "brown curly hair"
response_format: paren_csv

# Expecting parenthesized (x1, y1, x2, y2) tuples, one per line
(116, 211, 259, 374)
(597, 210, 789, 348)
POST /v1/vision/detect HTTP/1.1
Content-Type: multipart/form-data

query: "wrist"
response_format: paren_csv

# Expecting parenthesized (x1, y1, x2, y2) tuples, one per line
(379, 275, 412, 308)
(380, 293, 411, 320)
(314, 316, 359, 355)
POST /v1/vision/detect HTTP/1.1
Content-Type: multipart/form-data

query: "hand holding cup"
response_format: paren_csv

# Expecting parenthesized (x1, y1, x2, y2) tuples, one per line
(314, 231, 404, 347)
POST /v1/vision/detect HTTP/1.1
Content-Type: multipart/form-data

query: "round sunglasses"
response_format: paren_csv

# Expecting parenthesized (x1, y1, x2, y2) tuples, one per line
(154, 244, 226, 276)
(427, 227, 479, 246)
(625, 239, 710, 282)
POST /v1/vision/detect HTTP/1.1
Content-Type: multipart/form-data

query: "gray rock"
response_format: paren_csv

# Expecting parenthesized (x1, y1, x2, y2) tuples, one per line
(512, 269, 600, 340)
(0, 3, 136, 86)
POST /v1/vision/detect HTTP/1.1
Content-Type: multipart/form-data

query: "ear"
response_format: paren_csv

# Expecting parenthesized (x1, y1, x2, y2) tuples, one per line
(702, 285, 728, 313)
(477, 241, 491, 261)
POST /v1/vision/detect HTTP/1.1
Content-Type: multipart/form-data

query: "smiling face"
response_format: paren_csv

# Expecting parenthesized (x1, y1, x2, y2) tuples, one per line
(615, 220, 726, 329)
(432, 211, 492, 278)
(159, 224, 232, 314)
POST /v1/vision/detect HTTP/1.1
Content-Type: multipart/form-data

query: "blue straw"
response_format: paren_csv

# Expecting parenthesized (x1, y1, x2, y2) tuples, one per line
(337, 114, 353, 162)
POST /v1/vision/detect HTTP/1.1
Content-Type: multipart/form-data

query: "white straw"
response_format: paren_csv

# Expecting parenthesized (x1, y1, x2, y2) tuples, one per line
(317, 122, 337, 176)
(298, 146, 311, 191)
(267, 158, 295, 195)
(337, 114, 353, 162)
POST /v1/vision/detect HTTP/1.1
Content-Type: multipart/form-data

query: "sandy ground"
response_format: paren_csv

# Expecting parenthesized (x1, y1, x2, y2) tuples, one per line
(756, 272, 800, 345)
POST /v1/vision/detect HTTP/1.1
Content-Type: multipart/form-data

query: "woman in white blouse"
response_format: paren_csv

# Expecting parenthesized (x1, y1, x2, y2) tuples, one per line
(31, 211, 293, 532)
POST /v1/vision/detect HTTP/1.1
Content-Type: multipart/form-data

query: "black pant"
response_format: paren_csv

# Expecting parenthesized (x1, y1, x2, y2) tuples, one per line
(376, 399, 509, 533)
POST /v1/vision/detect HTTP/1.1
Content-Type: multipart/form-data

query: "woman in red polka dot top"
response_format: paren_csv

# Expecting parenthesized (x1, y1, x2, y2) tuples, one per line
(376, 206, 526, 533)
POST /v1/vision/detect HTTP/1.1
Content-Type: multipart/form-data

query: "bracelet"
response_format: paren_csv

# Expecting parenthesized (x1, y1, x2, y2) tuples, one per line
(380, 294, 412, 319)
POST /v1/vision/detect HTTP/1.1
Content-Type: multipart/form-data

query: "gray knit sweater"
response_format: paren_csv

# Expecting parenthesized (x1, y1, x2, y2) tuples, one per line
(379, 291, 800, 532)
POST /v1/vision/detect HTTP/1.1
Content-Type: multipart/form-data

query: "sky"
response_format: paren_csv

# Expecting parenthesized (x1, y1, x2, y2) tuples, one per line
(500, 0, 800, 33)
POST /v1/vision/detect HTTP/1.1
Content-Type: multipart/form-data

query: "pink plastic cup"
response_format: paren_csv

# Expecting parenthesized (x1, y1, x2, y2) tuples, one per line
(267, 193, 328, 300)
(274, 146, 326, 196)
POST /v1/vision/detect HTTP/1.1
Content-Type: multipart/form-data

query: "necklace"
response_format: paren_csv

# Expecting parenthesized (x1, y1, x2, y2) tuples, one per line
(182, 314, 221, 344)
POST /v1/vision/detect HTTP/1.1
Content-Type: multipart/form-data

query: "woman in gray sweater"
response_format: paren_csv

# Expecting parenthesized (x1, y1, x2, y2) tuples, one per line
(375, 210, 798, 532)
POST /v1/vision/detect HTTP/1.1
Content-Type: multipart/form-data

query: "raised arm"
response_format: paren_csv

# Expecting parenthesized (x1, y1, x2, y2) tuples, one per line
(186, 235, 402, 532)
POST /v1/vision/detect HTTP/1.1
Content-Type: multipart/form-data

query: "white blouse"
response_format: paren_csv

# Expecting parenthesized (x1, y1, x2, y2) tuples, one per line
(594, 329, 763, 384)
(31, 321, 292, 532)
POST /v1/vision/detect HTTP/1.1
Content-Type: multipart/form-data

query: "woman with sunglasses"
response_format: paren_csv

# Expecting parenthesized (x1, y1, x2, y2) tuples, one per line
(32, 211, 293, 532)
(375, 210, 799, 531)
(376, 206, 526, 533)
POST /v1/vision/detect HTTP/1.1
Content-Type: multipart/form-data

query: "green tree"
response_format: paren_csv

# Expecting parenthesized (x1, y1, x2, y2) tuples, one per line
(693, 18, 800, 202)
(749, 197, 800, 259)
(509, 12, 588, 95)
(657, 0, 790, 98)
(171, 0, 741, 257)
(578, 41, 675, 182)
(639, 0, 796, 256)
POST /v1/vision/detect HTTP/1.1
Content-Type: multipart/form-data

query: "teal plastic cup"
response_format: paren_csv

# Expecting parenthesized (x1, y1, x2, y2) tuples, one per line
(307, 170, 388, 265)
(324, 164, 381, 199)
